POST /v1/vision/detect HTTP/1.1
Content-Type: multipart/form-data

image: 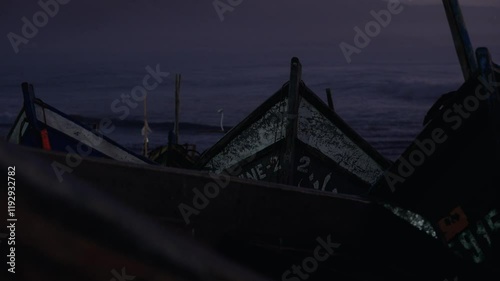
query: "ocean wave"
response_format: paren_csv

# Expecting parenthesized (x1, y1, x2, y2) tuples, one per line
(0, 112, 17, 126)
(67, 115, 231, 132)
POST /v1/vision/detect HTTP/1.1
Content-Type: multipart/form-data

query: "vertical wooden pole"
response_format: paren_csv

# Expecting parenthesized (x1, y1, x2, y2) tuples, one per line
(22, 83, 51, 150)
(282, 57, 302, 186)
(143, 92, 149, 157)
(174, 74, 181, 144)
(443, 0, 477, 80)
(326, 88, 334, 111)
(21, 83, 40, 131)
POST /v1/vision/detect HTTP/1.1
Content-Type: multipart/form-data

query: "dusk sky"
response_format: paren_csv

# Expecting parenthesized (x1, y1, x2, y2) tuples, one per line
(1, 0, 499, 65)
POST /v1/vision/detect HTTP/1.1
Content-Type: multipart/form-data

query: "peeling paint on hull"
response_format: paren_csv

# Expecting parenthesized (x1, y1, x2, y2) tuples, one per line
(199, 80, 389, 195)
(298, 98, 382, 185)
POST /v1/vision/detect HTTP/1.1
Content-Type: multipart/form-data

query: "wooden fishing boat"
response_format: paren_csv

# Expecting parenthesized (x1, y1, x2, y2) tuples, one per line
(196, 57, 391, 195)
(0, 141, 271, 281)
(1, 140, 474, 281)
(371, 0, 500, 273)
(6, 83, 154, 165)
(372, 58, 500, 274)
(148, 142, 199, 168)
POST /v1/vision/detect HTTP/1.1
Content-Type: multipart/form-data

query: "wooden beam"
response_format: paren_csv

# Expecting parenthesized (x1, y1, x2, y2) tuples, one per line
(174, 74, 181, 144)
(326, 88, 335, 111)
(442, 0, 478, 80)
(22, 83, 40, 131)
(143, 92, 149, 157)
(281, 57, 302, 185)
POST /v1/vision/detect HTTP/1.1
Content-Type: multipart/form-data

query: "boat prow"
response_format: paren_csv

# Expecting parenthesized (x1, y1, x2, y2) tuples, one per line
(7, 82, 154, 165)
(197, 58, 391, 195)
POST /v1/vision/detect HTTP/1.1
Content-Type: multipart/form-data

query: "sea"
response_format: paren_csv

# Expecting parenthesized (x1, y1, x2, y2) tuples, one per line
(0, 56, 469, 161)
